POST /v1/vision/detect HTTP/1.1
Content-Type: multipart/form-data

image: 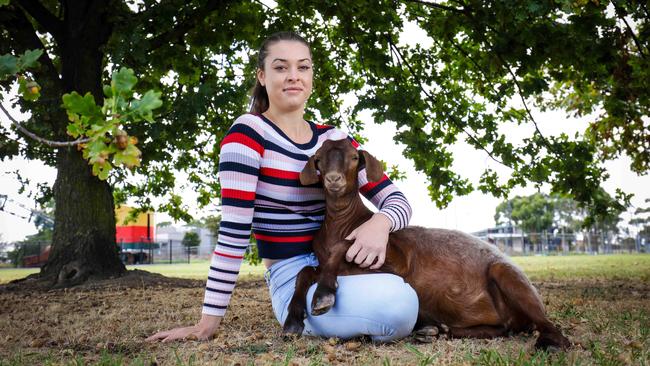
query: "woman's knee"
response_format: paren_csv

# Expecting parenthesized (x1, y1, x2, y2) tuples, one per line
(376, 282, 419, 339)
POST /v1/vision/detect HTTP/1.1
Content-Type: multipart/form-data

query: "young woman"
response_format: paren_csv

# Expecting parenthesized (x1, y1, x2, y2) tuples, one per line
(146, 32, 418, 343)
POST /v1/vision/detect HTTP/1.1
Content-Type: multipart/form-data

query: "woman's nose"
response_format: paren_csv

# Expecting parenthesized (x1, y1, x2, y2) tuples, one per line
(287, 67, 299, 81)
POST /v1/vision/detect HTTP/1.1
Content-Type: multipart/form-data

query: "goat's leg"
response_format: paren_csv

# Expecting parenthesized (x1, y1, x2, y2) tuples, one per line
(311, 239, 352, 316)
(488, 262, 571, 350)
(283, 266, 320, 336)
(448, 325, 508, 339)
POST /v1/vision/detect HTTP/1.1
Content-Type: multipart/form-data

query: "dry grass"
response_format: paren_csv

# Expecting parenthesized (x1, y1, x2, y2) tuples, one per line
(0, 255, 648, 365)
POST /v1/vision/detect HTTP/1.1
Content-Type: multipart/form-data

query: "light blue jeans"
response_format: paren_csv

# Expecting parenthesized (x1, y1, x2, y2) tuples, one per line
(265, 253, 419, 342)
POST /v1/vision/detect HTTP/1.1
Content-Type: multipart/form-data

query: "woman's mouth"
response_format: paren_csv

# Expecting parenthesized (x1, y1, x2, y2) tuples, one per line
(283, 87, 303, 93)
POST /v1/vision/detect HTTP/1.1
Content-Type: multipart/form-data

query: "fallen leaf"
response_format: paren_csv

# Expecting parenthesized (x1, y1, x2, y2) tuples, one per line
(344, 341, 361, 351)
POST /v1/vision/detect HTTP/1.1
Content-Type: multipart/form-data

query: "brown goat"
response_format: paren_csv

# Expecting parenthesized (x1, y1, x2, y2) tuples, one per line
(282, 139, 570, 350)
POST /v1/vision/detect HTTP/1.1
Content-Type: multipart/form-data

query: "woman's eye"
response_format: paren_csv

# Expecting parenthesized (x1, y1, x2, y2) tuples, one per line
(299, 65, 311, 70)
(274, 66, 286, 70)
(352, 156, 359, 161)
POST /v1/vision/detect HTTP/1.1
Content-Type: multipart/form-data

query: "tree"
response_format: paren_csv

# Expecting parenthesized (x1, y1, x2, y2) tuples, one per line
(495, 193, 554, 251)
(1, 1, 647, 286)
(202, 215, 221, 239)
(629, 198, 650, 252)
(181, 231, 201, 249)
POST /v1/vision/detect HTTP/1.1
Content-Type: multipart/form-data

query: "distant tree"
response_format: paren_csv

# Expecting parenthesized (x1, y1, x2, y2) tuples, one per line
(202, 215, 221, 239)
(156, 221, 172, 228)
(181, 231, 201, 249)
(495, 193, 554, 251)
(629, 198, 650, 252)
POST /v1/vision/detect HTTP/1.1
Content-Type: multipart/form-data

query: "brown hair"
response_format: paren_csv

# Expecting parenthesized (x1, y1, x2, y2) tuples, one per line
(250, 32, 311, 114)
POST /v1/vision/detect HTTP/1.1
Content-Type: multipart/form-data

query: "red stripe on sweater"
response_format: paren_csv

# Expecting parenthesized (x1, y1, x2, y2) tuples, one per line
(221, 188, 256, 200)
(260, 167, 300, 179)
(213, 250, 244, 259)
(359, 175, 388, 194)
(254, 233, 314, 243)
(220, 132, 264, 155)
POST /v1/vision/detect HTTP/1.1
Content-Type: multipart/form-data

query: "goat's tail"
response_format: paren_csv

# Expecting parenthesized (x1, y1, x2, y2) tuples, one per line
(488, 262, 571, 350)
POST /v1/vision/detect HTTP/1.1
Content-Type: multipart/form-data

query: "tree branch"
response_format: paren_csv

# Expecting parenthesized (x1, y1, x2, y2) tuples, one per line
(401, 0, 465, 13)
(144, 0, 230, 51)
(496, 53, 556, 153)
(385, 35, 509, 167)
(15, 0, 64, 42)
(0, 102, 90, 148)
(613, 2, 648, 59)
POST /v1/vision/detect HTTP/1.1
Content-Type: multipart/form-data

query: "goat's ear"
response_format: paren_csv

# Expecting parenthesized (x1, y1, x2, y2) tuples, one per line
(300, 155, 319, 185)
(359, 150, 384, 182)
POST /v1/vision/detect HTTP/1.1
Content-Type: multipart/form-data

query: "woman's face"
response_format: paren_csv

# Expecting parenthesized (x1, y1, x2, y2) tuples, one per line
(257, 40, 313, 113)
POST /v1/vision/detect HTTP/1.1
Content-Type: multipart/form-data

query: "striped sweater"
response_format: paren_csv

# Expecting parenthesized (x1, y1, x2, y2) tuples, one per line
(202, 113, 413, 316)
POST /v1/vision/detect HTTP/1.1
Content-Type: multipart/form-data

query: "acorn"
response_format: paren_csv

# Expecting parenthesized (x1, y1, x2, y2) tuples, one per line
(26, 81, 40, 94)
(115, 129, 128, 150)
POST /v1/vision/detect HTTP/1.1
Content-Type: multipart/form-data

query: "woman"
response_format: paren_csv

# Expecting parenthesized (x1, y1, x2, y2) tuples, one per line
(146, 32, 418, 343)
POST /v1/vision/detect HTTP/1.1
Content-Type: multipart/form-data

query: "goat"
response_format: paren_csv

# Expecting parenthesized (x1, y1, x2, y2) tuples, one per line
(282, 139, 570, 350)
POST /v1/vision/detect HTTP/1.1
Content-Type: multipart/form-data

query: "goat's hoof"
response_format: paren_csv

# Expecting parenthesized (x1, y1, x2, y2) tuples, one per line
(534, 332, 571, 351)
(282, 317, 305, 337)
(311, 289, 336, 316)
(413, 326, 439, 343)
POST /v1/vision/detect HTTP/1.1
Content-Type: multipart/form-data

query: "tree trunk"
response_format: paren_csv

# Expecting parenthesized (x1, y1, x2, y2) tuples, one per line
(39, 0, 125, 286)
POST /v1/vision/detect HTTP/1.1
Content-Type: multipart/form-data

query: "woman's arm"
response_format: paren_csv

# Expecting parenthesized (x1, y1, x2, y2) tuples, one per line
(147, 115, 264, 341)
(344, 137, 413, 269)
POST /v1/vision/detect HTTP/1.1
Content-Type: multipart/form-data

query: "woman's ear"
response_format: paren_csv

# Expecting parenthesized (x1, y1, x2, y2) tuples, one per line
(300, 155, 319, 185)
(359, 150, 384, 182)
(257, 68, 265, 87)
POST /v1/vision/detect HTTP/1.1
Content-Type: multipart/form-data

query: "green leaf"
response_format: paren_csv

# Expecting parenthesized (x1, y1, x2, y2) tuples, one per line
(62, 92, 103, 123)
(111, 67, 137, 95)
(0, 0, 9, 6)
(103, 85, 113, 98)
(129, 90, 162, 121)
(113, 144, 141, 168)
(66, 123, 84, 138)
(17, 49, 43, 69)
(0, 54, 18, 79)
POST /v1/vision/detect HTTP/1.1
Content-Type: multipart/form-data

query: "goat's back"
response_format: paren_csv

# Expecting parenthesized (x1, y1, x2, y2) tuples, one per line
(383, 226, 518, 326)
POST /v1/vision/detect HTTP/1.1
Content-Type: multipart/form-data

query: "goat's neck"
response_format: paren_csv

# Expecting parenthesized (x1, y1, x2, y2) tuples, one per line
(323, 191, 372, 228)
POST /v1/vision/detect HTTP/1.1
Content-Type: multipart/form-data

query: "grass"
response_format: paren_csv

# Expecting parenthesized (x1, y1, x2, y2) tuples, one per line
(509, 253, 650, 281)
(1, 254, 648, 365)
(0, 260, 266, 284)
(1, 253, 647, 284)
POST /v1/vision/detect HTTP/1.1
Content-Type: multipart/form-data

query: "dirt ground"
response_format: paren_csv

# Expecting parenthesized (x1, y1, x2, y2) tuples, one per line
(0, 271, 648, 365)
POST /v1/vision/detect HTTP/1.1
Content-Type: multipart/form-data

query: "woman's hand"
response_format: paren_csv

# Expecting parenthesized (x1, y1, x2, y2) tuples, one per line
(145, 314, 222, 343)
(345, 213, 392, 269)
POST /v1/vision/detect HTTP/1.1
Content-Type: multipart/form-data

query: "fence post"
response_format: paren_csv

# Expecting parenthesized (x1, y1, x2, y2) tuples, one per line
(169, 239, 172, 264)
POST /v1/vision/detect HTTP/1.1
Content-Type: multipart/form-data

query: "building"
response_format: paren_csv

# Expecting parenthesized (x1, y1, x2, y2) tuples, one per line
(155, 225, 216, 258)
(472, 224, 527, 254)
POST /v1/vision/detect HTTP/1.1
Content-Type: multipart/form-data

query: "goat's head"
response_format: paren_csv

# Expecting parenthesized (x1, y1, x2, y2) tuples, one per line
(300, 139, 384, 196)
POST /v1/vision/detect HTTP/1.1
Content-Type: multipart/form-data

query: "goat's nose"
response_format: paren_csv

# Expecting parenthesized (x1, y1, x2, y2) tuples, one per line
(325, 173, 342, 184)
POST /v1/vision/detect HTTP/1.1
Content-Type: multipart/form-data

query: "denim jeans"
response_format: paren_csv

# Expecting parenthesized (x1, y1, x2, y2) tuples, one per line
(265, 252, 419, 342)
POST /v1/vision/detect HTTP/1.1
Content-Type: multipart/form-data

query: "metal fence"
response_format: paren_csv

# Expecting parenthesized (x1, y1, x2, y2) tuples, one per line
(4, 240, 206, 267)
(475, 230, 646, 256)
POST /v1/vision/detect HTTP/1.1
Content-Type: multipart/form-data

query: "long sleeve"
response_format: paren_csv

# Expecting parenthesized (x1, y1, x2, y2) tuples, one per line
(202, 116, 265, 316)
(348, 137, 412, 232)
